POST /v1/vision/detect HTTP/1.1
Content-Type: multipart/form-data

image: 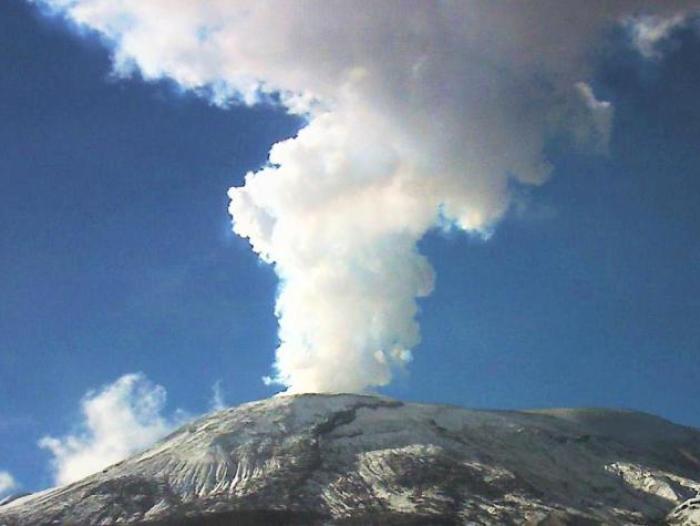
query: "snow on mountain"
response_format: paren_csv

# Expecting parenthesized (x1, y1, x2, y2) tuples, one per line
(1, 393, 699, 525)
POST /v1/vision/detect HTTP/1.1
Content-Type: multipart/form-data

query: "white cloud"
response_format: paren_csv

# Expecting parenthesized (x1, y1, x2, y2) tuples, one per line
(33, 1, 700, 393)
(573, 82, 614, 153)
(0, 471, 17, 496)
(39, 373, 181, 486)
(209, 380, 225, 411)
(626, 13, 690, 59)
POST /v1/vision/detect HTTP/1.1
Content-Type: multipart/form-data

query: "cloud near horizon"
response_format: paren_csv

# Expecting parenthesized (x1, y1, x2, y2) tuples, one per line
(209, 380, 226, 411)
(32, 1, 700, 393)
(0, 471, 18, 497)
(39, 373, 183, 486)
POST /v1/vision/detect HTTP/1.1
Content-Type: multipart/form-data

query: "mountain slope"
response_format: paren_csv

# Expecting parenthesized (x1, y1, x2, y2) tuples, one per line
(1, 394, 699, 525)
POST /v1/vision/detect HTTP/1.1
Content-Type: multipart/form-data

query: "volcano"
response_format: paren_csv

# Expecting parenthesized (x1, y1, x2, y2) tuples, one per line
(1, 394, 699, 525)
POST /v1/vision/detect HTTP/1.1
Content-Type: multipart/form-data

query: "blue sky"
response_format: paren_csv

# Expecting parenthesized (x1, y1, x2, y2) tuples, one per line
(1, 0, 699, 493)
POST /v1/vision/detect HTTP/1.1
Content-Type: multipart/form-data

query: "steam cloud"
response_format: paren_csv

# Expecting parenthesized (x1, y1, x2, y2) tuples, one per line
(35, 1, 699, 393)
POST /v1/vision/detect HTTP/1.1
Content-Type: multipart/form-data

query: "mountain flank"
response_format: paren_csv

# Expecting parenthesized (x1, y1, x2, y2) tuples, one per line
(1, 394, 699, 525)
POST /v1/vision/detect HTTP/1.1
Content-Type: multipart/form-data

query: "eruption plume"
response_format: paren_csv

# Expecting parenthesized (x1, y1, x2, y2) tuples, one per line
(35, 0, 699, 392)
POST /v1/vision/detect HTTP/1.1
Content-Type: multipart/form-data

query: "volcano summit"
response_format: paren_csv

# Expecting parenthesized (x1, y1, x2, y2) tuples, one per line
(1, 394, 699, 525)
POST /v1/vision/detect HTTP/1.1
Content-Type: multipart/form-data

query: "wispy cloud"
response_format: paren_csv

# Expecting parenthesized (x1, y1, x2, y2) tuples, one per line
(573, 82, 614, 154)
(626, 13, 691, 59)
(0, 471, 17, 497)
(39, 373, 184, 486)
(209, 380, 226, 411)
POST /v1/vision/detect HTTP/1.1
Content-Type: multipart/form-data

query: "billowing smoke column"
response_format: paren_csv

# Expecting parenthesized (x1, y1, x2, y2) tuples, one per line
(36, 0, 698, 392)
